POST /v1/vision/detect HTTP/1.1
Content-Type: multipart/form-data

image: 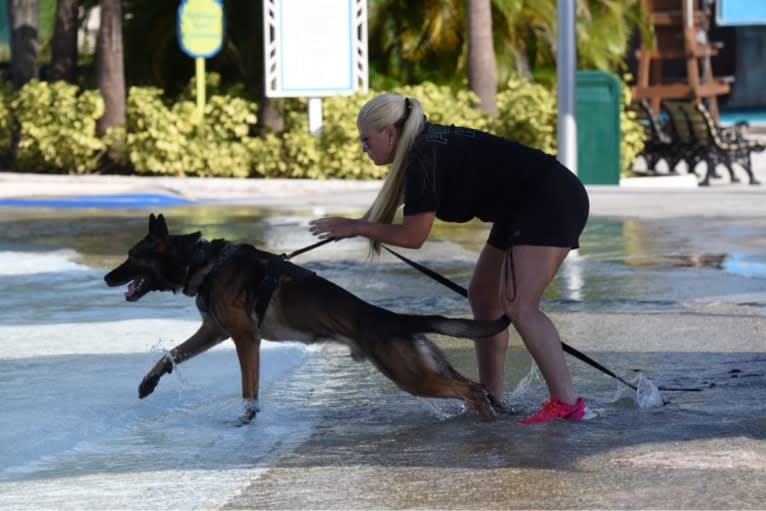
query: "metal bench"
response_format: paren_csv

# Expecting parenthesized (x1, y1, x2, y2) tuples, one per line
(676, 101, 764, 185)
(633, 99, 684, 173)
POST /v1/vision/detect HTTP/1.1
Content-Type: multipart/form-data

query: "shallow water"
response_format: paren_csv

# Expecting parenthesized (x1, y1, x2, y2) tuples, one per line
(1, 204, 765, 509)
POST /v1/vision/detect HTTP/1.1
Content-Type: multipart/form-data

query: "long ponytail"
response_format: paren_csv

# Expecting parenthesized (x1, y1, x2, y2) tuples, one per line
(358, 93, 425, 255)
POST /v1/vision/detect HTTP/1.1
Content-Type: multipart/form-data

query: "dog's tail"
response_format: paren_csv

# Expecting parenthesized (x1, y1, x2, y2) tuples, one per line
(404, 314, 510, 339)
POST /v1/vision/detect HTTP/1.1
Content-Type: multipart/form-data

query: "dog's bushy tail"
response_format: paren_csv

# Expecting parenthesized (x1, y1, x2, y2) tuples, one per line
(405, 314, 510, 339)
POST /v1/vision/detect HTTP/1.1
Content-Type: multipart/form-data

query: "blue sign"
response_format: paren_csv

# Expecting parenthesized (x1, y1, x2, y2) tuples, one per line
(716, 0, 766, 26)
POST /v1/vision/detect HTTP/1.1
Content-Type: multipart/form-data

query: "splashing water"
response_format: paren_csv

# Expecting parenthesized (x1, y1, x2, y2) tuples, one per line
(425, 399, 468, 420)
(636, 373, 665, 408)
(612, 372, 665, 409)
(509, 363, 546, 403)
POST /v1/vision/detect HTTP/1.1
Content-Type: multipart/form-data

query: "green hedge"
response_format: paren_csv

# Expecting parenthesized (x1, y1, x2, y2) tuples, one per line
(0, 75, 644, 178)
(0, 81, 12, 158)
(9, 80, 105, 173)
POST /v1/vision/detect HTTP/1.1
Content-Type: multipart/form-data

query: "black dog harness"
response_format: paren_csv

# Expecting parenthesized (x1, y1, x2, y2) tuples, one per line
(187, 240, 314, 327)
(186, 240, 242, 312)
(254, 253, 315, 327)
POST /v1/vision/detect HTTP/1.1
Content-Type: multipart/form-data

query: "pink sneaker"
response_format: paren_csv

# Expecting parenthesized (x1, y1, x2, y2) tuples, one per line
(518, 397, 586, 425)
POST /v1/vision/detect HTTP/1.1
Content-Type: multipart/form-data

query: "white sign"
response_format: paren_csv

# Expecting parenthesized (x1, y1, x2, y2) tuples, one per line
(264, 0, 368, 97)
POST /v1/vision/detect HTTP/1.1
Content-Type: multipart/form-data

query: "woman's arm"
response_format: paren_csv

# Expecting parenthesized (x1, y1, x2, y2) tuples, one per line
(309, 211, 436, 249)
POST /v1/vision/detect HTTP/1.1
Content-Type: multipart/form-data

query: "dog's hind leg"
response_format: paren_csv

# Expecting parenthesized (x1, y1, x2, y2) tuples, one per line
(138, 320, 227, 399)
(230, 328, 262, 425)
(372, 336, 496, 421)
(415, 373, 496, 421)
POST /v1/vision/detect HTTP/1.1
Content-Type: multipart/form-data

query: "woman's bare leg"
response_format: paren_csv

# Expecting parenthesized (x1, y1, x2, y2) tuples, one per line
(469, 242, 578, 405)
(468, 243, 509, 399)
(505, 245, 576, 404)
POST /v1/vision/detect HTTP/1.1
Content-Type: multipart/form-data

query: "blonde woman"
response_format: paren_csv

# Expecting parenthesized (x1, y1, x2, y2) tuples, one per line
(309, 92, 589, 424)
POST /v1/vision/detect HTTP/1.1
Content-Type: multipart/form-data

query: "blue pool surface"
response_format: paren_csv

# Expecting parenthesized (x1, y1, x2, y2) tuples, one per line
(719, 109, 766, 126)
(0, 193, 194, 208)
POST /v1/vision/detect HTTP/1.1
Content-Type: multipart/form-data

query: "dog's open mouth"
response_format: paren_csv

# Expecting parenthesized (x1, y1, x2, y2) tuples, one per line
(125, 277, 147, 301)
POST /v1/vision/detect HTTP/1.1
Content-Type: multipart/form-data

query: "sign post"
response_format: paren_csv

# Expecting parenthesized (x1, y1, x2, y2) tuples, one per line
(178, 0, 225, 122)
(263, 0, 368, 134)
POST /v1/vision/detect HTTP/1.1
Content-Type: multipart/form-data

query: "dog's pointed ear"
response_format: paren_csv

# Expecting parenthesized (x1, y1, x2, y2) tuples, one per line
(149, 213, 169, 239)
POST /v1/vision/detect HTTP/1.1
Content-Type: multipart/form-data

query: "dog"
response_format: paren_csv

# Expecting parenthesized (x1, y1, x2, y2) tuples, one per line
(104, 213, 509, 423)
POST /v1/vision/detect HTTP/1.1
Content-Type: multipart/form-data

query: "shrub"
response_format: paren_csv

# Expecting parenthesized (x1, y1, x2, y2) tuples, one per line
(493, 76, 558, 155)
(0, 81, 13, 158)
(126, 86, 257, 177)
(1, 74, 643, 178)
(619, 76, 647, 174)
(11, 80, 105, 173)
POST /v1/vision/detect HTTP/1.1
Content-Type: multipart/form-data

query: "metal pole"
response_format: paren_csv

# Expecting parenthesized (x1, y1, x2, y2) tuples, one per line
(196, 57, 206, 123)
(557, 0, 577, 174)
(308, 97, 323, 135)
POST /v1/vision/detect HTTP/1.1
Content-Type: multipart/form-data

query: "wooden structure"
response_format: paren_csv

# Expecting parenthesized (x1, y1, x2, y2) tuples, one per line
(633, 0, 732, 121)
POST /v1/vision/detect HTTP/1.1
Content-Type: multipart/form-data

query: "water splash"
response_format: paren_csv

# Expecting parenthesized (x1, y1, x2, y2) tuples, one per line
(636, 373, 665, 408)
(424, 399, 467, 420)
(612, 372, 664, 409)
(147, 340, 190, 389)
(509, 363, 546, 402)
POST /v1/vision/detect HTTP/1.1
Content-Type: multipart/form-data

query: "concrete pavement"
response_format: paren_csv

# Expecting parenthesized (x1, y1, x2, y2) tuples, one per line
(2, 166, 765, 510)
(2, 160, 766, 219)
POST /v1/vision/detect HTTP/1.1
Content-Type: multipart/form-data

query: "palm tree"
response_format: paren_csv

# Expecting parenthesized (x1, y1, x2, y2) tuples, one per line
(50, 0, 80, 83)
(368, 0, 465, 88)
(368, 0, 644, 87)
(7, 0, 39, 89)
(466, 0, 497, 115)
(96, 0, 125, 137)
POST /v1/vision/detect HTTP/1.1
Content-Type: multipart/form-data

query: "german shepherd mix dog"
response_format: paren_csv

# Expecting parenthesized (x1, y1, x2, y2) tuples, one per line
(104, 214, 509, 424)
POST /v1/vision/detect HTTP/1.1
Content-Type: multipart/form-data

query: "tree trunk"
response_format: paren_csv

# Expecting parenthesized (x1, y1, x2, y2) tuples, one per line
(50, 0, 80, 83)
(466, 0, 497, 117)
(96, 0, 126, 136)
(7, 0, 39, 90)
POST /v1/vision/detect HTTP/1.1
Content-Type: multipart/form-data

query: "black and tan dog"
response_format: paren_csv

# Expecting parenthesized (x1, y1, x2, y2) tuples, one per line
(104, 214, 509, 423)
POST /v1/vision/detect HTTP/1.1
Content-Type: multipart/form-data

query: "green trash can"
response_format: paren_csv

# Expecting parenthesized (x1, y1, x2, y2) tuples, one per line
(575, 70, 622, 185)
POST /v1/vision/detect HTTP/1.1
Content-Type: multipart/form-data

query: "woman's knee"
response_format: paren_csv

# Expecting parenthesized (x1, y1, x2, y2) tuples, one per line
(505, 299, 542, 325)
(468, 286, 503, 320)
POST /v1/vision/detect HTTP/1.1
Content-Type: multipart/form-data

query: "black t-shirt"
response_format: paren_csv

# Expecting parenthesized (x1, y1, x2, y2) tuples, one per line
(403, 123, 559, 223)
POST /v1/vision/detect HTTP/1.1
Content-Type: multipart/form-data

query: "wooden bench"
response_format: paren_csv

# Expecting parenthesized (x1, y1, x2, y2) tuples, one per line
(661, 101, 712, 180)
(633, 99, 684, 173)
(674, 101, 764, 185)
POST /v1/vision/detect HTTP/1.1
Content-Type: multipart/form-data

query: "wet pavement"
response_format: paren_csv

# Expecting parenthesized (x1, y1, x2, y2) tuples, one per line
(1, 170, 766, 510)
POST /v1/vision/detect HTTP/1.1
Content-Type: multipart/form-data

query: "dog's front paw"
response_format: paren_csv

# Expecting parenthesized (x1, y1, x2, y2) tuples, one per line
(137, 357, 173, 399)
(238, 399, 260, 425)
(138, 373, 162, 399)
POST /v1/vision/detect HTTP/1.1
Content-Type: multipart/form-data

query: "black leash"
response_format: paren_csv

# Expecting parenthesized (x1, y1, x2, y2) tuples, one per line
(282, 237, 335, 260)
(285, 238, 703, 393)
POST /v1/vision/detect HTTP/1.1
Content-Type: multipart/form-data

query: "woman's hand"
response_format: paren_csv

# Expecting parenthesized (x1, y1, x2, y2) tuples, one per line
(309, 216, 363, 240)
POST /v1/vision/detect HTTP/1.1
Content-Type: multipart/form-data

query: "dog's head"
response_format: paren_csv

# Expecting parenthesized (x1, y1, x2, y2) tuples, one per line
(104, 213, 201, 301)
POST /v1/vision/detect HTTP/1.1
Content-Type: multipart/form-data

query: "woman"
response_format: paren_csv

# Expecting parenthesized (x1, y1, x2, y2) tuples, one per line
(309, 92, 589, 424)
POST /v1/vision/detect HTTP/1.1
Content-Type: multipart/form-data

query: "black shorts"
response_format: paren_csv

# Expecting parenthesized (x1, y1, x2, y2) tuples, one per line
(487, 163, 589, 250)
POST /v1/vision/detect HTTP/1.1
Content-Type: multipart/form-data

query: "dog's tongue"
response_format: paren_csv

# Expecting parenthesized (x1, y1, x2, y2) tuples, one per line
(126, 278, 141, 299)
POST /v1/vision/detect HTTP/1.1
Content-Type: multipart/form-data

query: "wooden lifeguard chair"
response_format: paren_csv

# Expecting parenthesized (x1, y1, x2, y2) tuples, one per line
(633, 0, 732, 121)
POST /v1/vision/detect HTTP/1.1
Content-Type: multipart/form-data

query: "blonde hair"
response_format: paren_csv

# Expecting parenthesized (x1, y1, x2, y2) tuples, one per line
(358, 93, 425, 254)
